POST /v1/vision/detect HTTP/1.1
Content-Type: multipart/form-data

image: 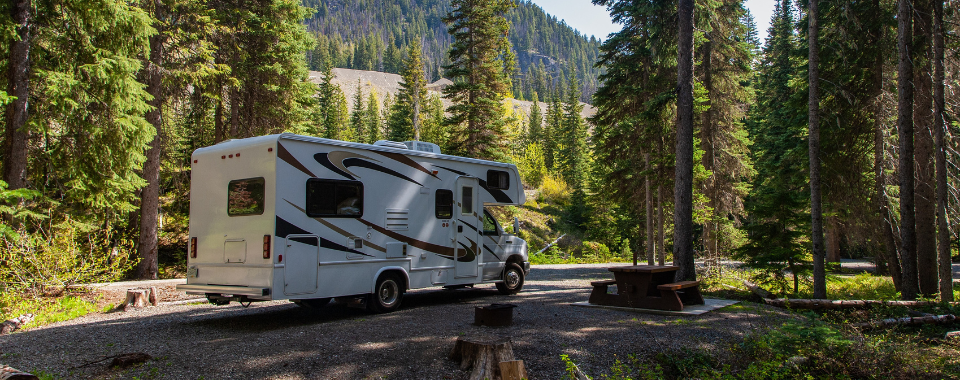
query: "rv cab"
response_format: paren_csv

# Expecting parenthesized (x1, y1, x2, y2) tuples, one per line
(177, 134, 530, 313)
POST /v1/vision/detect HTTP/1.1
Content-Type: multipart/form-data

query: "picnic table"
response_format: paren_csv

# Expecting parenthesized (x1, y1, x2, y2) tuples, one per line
(588, 265, 704, 311)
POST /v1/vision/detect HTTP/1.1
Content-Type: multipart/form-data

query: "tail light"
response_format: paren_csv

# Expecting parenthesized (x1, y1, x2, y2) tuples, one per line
(263, 235, 271, 259)
(190, 237, 197, 258)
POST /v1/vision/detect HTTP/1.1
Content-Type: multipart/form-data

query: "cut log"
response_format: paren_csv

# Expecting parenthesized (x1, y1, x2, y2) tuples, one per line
(945, 331, 960, 339)
(450, 335, 516, 380)
(498, 360, 528, 380)
(109, 353, 151, 369)
(148, 286, 159, 306)
(849, 314, 957, 330)
(0, 365, 38, 380)
(123, 289, 151, 310)
(764, 298, 954, 310)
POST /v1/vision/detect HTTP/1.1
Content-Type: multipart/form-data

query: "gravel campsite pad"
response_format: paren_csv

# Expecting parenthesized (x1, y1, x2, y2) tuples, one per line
(0, 264, 796, 379)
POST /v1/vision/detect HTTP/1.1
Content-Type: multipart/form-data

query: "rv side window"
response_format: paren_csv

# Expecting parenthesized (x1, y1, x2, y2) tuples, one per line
(435, 189, 453, 219)
(486, 170, 510, 190)
(461, 186, 473, 215)
(228, 178, 265, 216)
(482, 210, 501, 236)
(306, 179, 363, 217)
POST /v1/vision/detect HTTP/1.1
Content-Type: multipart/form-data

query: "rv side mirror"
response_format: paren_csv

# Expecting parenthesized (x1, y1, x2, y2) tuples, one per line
(513, 217, 520, 234)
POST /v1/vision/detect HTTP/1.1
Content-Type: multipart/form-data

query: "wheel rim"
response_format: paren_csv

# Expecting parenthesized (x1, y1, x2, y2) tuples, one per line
(379, 279, 399, 306)
(505, 270, 520, 289)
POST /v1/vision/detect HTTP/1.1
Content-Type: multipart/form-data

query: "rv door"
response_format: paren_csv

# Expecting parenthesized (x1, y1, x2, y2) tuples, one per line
(454, 177, 480, 278)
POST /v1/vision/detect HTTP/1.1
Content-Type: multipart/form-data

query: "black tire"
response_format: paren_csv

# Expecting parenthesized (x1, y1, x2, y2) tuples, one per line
(368, 273, 404, 313)
(496, 263, 525, 295)
(293, 298, 331, 309)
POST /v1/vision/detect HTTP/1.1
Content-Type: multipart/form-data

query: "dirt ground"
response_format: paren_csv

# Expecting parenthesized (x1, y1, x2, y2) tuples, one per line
(0, 264, 796, 379)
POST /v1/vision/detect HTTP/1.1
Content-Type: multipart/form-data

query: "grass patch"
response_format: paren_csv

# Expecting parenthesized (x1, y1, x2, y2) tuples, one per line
(0, 291, 100, 329)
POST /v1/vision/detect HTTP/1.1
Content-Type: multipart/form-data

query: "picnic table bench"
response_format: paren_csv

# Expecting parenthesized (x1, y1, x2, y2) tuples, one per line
(588, 265, 704, 311)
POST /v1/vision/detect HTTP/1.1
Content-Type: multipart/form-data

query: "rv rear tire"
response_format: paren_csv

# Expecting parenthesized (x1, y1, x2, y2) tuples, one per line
(496, 263, 525, 295)
(293, 298, 331, 309)
(368, 273, 404, 313)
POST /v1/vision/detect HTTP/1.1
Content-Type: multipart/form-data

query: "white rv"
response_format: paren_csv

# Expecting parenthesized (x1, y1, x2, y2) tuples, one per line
(176, 133, 530, 313)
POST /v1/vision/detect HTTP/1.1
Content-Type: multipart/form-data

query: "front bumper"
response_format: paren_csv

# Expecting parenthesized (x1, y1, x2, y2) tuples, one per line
(176, 284, 271, 297)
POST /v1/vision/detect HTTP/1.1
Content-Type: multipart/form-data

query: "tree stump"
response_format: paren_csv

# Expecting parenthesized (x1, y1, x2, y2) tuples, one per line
(450, 335, 516, 380)
(0, 365, 38, 380)
(498, 360, 528, 380)
(148, 286, 159, 306)
(123, 289, 154, 311)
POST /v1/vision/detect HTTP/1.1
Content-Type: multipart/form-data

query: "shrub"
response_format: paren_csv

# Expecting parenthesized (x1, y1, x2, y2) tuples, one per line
(538, 174, 570, 204)
(0, 219, 137, 295)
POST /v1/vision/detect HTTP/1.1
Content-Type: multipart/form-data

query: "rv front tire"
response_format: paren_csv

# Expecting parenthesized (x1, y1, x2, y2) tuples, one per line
(368, 273, 404, 313)
(496, 263, 525, 295)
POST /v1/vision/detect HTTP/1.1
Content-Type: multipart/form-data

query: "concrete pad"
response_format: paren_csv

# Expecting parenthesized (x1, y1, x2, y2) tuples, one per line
(570, 298, 740, 316)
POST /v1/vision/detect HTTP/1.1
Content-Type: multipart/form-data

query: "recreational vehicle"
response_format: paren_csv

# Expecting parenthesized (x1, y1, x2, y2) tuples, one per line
(176, 133, 530, 313)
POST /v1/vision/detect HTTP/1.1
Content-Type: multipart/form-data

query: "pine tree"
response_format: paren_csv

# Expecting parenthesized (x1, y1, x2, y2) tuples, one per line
(558, 65, 587, 189)
(365, 90, 382, 143)
(396, 40, 428, 141)
(351, 80, 366, 142)
(544, 88, 563, 170)
(526, 92, 543, 147)
(442, 0, 517, 159)
(674, 0, 696, 281)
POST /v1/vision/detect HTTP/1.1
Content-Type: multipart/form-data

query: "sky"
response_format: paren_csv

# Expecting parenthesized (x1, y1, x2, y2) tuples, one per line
(528, 0, 776, 43)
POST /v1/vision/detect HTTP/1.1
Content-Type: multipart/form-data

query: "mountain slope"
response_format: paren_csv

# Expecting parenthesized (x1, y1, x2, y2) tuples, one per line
(302, 0, 602, 103)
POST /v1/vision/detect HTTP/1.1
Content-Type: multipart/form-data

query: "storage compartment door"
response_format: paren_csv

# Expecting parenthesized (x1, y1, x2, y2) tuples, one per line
(283, 235, 319, 295)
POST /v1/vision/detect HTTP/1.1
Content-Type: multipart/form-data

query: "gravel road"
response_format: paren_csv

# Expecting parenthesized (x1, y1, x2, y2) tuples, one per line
(0, 264, 795, 379)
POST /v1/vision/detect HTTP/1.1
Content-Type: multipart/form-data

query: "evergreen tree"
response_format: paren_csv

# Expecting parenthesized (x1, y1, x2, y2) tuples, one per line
(544, 88, 563, 169)
(351, 80, 366, 142)
(442, 0, 517, 159)
(557, 65, 587, 188)
(365, 90, 382, 143)
(526, 92, 543, 146)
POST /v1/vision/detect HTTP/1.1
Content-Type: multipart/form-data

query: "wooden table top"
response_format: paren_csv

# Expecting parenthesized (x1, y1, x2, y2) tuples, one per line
(608, 265, 680, 273)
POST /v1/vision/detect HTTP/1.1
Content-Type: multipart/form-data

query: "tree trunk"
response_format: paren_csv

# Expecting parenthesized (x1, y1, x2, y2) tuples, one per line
(934, 0, 952, 302)
(673, 0, 696, 281)
(898, 0, 919, 300)
(914, 0, 938, 297)
(136, 30, 164, 280)
(808, 0, 827, 299)
(214, 88, 225, 143)
(827, 216, 841, 262)
(872, 0, 903, 290)
(701, 35, 717, 271)
(229, 86, 239, 138)
(4, 0, 32, 190)
(645, 153, 654, 265)
(449, 335, 516, 380)
(657, 182, 665, 266)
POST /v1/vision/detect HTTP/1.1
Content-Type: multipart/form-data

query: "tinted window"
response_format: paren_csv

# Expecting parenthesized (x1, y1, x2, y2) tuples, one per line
(228, 178, 265, 216)
(461, 186, 473, 215)
(306, 179, 363, 217)
(436, 189, 453, 219)
(486, 170, 509, 190)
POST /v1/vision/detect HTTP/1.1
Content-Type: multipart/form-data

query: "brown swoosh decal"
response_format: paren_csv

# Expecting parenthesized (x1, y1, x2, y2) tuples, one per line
(328, 151, 380, 179)
(277, 142, 316, 177)
(357, 218, 455, 258)
(373, 151, 440, 180)
(284, 199, 386, 252)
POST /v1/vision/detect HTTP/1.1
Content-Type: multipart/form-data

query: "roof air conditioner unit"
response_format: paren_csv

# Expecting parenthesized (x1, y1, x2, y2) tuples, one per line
(373, 140, 409, 149)
(403, 141, 442, 154)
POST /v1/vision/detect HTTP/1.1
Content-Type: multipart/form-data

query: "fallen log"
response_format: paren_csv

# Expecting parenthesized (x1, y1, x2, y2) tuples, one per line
(450, 335, 516, 380)
(0, 314, 34, 335)
(0, 365, 37, 380)
(849, 314, 957, 330)
(764, 298, 952, 310)
(742, 280, 776, 299)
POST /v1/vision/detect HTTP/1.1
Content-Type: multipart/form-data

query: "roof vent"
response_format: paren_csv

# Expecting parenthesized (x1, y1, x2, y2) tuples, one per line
(403, 141, 442, 154)
(373, 140, 409, 149)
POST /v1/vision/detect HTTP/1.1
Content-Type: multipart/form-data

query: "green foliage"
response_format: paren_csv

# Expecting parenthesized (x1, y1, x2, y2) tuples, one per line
(0, 293, 99, 330)
(389, 40, 428, 141)
(442, 0, 516, 160)
(0, 219, 137, 294)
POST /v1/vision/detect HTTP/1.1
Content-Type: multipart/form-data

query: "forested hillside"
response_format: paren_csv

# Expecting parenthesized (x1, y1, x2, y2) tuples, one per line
(302, 0, 602, 102)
